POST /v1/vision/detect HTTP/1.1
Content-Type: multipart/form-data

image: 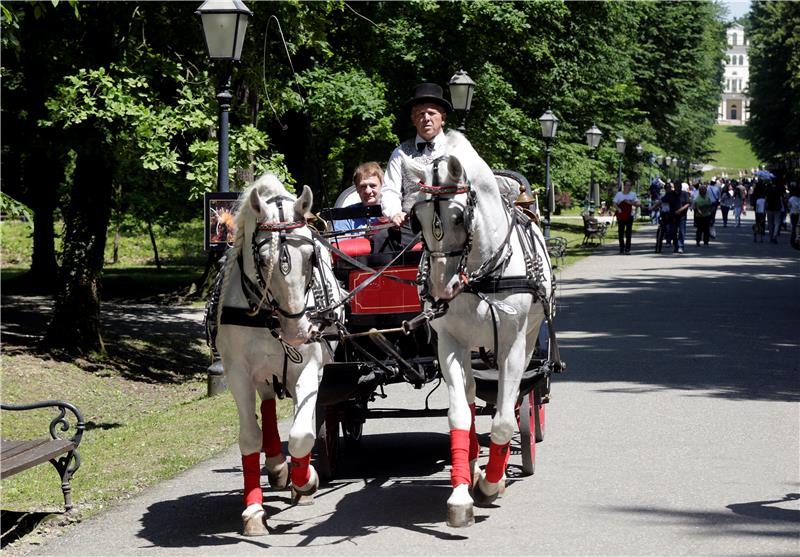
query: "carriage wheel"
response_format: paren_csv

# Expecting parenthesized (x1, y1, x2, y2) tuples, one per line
(314, 403, 339, 482)
(518, 391, 536, 476)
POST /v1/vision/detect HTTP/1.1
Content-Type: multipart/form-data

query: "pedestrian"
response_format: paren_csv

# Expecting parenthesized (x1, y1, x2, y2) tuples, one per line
(693, 184, 713, 246)
(754, 194, 767, 243)
(708, 178, 721, 238)
(613, 179, 640, 254)
(765, 181, 783, 243)
(734, 182, 747, 227)
(788, 183, 800, 248)
(649, 179, 663, 225)
(720, 183, 735, 227)
(661, 181, 691, 254)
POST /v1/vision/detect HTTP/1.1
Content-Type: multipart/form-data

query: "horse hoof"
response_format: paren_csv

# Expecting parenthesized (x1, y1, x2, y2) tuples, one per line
(241, 504, 268, 537)
(266, 459, 289, 491)
(473, 477, 505, 507)
(291, 466, 318, 506)
(446, 502, 475, 528)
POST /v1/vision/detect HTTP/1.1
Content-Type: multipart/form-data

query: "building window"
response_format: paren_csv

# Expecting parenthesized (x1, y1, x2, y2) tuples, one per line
(731, 106, 737, 120)
(739, 55, 744, 65)
(732, 34, 737, 46)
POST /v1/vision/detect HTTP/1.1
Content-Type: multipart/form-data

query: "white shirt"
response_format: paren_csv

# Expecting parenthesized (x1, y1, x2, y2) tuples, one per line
(613, 191, 638, 206)
(381, 130, 447, 218)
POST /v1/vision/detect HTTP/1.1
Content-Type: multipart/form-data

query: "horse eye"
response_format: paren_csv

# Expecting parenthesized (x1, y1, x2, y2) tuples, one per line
(452, 214, 463, 226)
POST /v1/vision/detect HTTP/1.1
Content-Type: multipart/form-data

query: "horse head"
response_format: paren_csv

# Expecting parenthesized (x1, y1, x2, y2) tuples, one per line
(405, 153, 474, 301)
(243, 178, 318, 346)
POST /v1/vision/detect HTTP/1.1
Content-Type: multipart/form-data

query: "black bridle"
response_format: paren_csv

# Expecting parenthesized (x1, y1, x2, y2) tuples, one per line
(410, 156, 477, 288)
(242, 195, 318, 320)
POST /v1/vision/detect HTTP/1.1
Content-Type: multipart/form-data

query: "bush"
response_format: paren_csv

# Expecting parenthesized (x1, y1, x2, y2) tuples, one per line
(555, 191, 572, 210)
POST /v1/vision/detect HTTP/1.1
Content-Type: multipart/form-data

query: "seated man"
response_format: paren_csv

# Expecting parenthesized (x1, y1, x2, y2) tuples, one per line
(332, 162, 384, 232)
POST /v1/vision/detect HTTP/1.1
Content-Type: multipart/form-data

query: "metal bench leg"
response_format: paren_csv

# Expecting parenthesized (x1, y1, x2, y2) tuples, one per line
(50, 449, 80, 512)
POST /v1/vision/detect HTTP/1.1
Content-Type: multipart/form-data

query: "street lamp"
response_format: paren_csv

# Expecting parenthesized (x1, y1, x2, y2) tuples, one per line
(671, 156, 678, 184)
(448, 69, 476, 133)
(197, 0, 252, 396)
(585, 124, 602, 212)
(539, 109, 559, 238)
(197, 0, 252, 194)
(665, 156, 673, 182)
(615, 136, 626, 191)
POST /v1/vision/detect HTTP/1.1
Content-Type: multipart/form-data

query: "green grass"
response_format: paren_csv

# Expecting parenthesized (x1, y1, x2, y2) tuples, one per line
(0, 219, 206, 271)
(706, 125, 762, 179)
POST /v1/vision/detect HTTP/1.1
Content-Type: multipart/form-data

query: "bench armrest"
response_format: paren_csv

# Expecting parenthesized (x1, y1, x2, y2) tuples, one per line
(1, 400, 85, 448)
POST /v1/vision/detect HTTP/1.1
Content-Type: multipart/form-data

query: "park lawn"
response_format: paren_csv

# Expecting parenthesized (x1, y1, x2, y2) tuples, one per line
(706, 125, 762, 179)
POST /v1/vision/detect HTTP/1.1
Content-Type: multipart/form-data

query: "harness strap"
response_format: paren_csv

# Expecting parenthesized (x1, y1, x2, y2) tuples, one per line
(220, 305, 278, 328)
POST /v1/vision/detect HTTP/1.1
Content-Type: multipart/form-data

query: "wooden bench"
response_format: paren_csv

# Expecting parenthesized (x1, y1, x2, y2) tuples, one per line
(581, 214, 610, 245)
(1, 400, 85, 512)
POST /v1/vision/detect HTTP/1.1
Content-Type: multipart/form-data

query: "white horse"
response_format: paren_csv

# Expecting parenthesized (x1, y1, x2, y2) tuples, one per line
(403, 131, 555, 527)
(213, 174, 344, 536)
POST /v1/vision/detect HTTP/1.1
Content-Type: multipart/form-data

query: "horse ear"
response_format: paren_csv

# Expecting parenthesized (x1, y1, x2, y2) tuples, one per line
(447, 156, 464, 183)
(294, 185, 313, 219)
(249, 188, 266, 218)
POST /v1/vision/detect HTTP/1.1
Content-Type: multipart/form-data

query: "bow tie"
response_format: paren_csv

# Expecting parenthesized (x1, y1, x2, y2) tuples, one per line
(417, 141, 434, 153)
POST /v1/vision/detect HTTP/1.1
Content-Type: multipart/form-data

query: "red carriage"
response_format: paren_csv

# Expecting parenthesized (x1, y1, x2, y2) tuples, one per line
(313, 169, 561, 482)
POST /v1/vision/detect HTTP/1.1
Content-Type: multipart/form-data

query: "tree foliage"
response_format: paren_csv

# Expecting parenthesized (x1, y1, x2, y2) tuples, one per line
(1, 0, 730, 354)
(747, 0, 800, 169)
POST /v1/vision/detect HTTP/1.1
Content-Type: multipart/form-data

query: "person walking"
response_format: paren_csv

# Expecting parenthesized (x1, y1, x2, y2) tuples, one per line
(693, 184, 713, 246)
(660, 181, 691, 254)
(765, 181, 784, 244)
(708, 178, 721, 238)
(613, 180, 640, 254)
(734, 182, 747, 227)
(788, 183, 800, 248)
(720, 183, 735, 227)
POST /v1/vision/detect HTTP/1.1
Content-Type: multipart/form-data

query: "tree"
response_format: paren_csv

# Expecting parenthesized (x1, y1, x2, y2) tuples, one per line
(747, 0, 800, 169)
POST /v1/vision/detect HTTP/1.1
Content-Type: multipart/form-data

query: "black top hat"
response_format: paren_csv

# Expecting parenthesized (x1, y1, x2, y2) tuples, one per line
(403, 82, 453, 115)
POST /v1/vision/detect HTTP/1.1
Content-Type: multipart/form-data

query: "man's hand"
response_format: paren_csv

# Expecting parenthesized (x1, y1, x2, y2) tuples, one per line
(391, 212, 407, 228)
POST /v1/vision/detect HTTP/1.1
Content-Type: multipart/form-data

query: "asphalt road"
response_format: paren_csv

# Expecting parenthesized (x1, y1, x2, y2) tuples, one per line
(29, 214, 799, 556)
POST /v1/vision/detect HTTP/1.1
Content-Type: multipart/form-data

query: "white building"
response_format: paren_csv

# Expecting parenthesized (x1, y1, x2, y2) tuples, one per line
(718, 23, 750, 125)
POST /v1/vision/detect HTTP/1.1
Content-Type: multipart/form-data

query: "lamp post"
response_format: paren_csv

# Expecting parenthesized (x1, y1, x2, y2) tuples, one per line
(448, 69, 476, 133)
(585, 124, 602, 212)
(539, 109, 559, 239)
(634, 144, 644, 219)
(665, 156, 673, 182)
(671, 156, 678, 184)
(615, 136, 626, 191)
(197, 0, 252, 396)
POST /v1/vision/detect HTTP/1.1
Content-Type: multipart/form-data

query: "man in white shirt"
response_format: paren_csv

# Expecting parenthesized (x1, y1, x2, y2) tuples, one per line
(381, 83, 453, 228)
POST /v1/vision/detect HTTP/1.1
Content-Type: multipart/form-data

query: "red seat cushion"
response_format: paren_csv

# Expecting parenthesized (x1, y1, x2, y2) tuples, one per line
(331, 238, 371, 262)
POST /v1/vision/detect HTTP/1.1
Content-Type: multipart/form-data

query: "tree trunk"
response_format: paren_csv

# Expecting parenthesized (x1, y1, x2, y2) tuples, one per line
(147, 220, 161, 272)
(27, 142, 63, 284)
(44, 136, 114, 355)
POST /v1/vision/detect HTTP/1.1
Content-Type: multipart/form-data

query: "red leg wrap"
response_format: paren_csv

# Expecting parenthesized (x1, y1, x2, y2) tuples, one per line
(242, 452, 263, 507)
(450, 429, 471, 487)
(469, 403, 479, 461)
(260, 399, 282, 458)
(291, 453, 311, 487)
(485, 441, 510, 484)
